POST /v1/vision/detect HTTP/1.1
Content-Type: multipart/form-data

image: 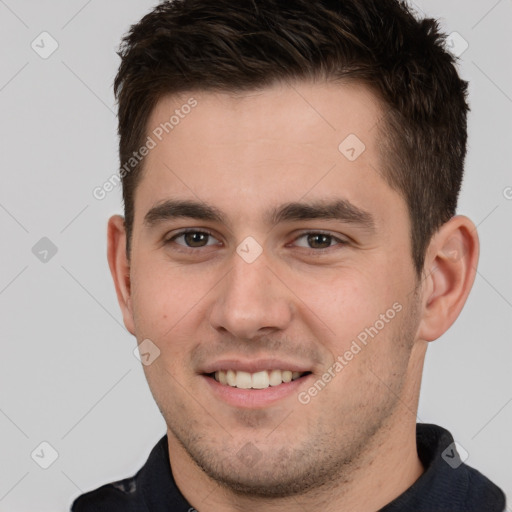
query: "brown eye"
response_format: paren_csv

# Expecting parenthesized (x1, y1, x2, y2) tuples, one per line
(307, 233, 333, 249)
(167, 230, 220, 248)
(183, 232, 209, 247)
(293, 232, 346, 250)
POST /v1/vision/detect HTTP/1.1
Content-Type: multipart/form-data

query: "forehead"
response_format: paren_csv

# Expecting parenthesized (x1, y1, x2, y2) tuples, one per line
(148, 80, 383, 152)
(135, 80, 405, 230)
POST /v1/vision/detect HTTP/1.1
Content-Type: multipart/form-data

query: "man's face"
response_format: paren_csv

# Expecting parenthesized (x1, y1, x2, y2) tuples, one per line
(124, 81, 424, 495)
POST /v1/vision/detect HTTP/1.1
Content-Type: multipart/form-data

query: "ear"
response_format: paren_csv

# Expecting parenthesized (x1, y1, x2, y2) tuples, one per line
(417, 215, 479, 342)
(107, 215, 136, 335)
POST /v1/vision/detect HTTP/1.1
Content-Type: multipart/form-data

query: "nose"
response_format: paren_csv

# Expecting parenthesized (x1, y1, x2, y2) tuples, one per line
(208, 251, 294, 341)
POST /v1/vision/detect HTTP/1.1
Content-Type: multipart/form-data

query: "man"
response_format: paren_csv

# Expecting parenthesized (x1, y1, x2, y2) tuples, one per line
(72, 0, 506, 510)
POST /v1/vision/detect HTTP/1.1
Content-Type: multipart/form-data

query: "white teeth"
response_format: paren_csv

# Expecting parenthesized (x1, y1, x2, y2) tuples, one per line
(218, 370, 227, 385)
(268, 369, 283, 386)
(282, 370, 292, 383)
(235, 371, 252, 389)
(226, 370, 237, 387)
(251, 370, 270, 389)
(213, 369, 306, 389)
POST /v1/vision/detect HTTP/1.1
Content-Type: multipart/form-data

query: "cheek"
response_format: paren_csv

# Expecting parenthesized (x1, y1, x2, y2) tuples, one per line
(131, 259, 207, 328)
(295, 273, 384, 336)
(130, 261, 216, 369)
(131, 276, 170, 334)
(295, 270, 408, 377)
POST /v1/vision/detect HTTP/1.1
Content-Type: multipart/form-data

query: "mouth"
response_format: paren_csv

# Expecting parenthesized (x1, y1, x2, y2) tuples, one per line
(199, 358, 315, 408)
(204, 369, 313, 389)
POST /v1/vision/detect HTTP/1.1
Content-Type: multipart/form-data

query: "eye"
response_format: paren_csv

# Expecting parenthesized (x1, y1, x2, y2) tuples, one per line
(165, 229, 221, 249)
(292, 231, 347, 250)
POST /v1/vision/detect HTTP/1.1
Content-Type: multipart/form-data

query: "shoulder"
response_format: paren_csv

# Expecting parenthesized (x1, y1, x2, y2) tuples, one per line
(417, 423, 506, 511)
(70, 435, 169, 512)
(381, 424, 506, 512)
(463, 464, 507, 510)
(71, 475, 146, 511)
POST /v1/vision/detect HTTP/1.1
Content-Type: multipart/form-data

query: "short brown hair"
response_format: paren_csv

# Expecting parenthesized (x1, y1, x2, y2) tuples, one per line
(114, 0, 469, 276)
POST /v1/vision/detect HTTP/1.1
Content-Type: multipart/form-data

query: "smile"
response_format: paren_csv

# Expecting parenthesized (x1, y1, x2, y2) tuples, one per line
(209, 369, 310, 389)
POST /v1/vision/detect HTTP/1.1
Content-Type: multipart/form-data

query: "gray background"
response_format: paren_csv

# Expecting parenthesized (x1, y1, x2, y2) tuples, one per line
(0, 1, 510, 510)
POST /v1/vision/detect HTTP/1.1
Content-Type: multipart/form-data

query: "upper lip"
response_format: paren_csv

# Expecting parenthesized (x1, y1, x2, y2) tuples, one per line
(200, 358, 312, 375)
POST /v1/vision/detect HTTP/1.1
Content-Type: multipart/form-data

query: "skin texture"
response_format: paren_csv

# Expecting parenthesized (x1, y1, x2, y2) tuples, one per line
(107, 80, 479, 512)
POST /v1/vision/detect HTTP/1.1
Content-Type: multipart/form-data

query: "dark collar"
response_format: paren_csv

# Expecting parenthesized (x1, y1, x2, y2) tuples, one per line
(379, 423, 506, 511)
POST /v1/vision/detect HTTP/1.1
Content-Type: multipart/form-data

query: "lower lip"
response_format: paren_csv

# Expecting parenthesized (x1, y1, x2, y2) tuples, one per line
(202, 374, 312, 409)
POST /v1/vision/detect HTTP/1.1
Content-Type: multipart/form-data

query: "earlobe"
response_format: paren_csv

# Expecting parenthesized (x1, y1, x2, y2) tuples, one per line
(107, 215, 136, 335)
(417, 215, 479, 342)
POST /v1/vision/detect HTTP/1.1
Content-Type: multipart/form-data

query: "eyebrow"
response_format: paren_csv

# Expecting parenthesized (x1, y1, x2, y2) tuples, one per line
(267, 199, 375, 231)
(143, 198, 375, 232)
(144, 200, 226, 226)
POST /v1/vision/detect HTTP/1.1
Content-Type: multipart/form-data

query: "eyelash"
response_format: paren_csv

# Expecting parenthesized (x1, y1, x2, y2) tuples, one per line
(164, 229, 348, 253)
